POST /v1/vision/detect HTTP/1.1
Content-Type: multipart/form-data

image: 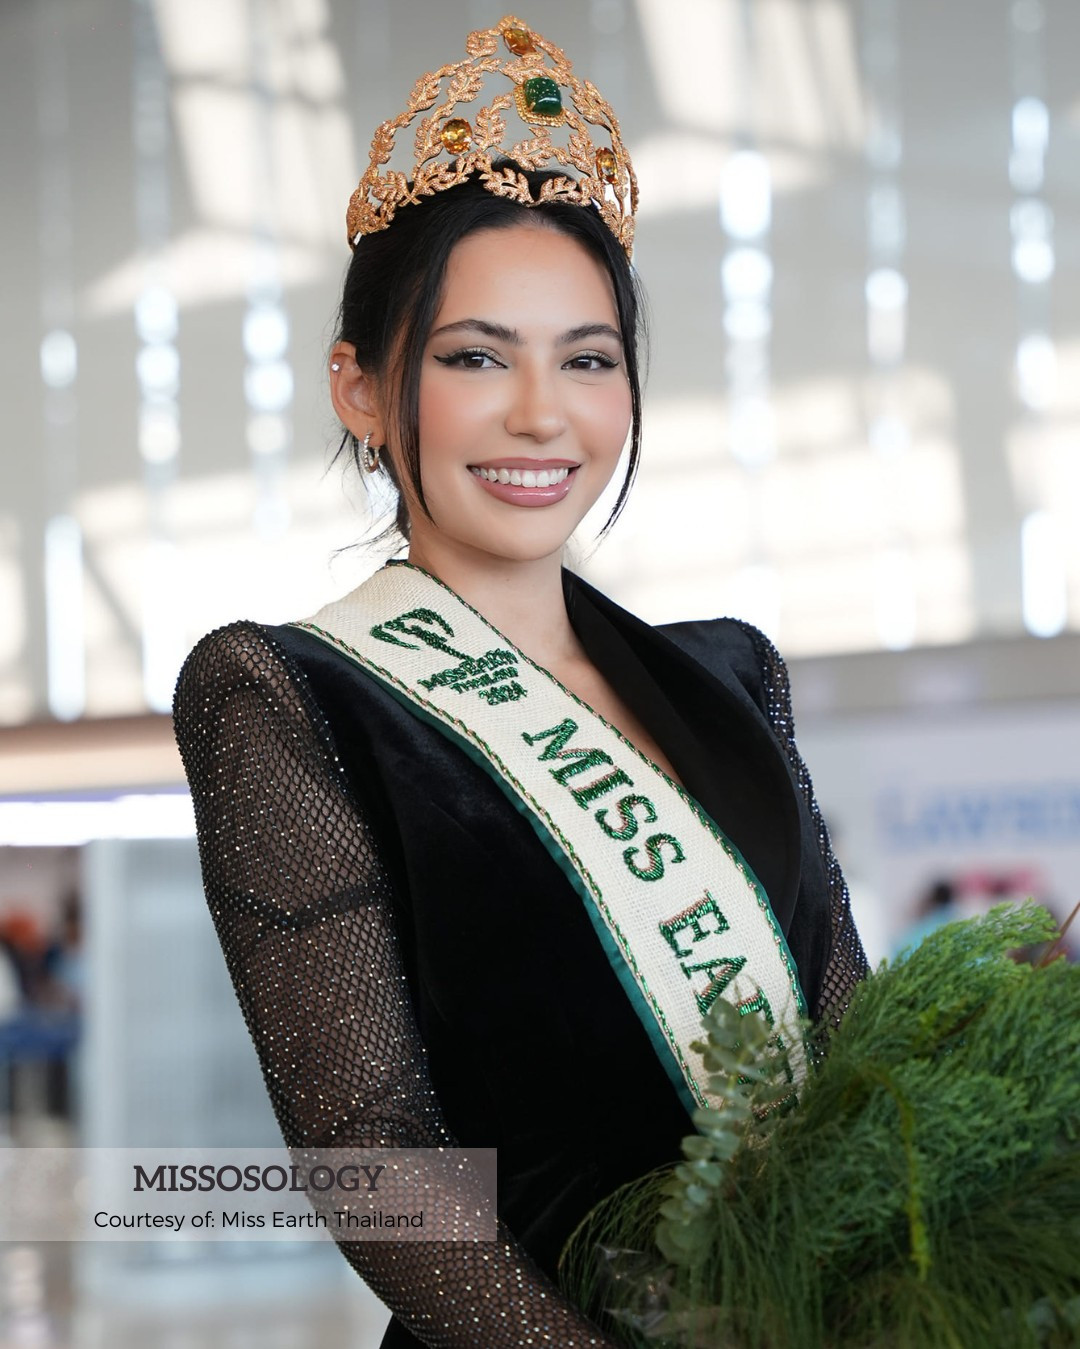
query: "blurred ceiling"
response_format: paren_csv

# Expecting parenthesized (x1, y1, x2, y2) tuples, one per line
(1, 0, 1078, 725)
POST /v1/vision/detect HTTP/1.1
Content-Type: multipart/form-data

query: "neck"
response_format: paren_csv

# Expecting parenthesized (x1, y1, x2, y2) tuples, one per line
(402, 543, 584, 668)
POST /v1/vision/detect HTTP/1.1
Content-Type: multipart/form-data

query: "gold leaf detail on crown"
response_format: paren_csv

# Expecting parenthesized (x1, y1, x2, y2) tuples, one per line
(345, 14, 637, 256)
(465, 28, 499, 59)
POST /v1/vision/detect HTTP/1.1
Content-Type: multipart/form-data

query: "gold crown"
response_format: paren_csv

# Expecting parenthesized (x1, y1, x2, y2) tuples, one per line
(346, 15, 637, 256)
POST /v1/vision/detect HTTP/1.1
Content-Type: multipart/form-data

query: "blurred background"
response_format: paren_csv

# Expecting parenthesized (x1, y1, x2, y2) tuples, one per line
(1, 0, 1078, 1343)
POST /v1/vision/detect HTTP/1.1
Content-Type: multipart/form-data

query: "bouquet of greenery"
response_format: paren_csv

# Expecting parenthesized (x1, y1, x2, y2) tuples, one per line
(560, 903, 1080, 1348)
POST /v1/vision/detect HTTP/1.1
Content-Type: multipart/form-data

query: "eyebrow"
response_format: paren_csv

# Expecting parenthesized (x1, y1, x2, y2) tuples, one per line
(429, 318, 623, 346)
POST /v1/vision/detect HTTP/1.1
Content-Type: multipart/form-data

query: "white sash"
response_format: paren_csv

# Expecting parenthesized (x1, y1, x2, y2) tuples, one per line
(292, 561, 806, 1111)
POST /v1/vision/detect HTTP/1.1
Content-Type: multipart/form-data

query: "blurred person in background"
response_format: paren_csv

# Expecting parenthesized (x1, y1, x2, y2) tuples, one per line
(894, 877, 963, 956)
(0, 913, 45, 1008)
(0, 931, 20, 1023)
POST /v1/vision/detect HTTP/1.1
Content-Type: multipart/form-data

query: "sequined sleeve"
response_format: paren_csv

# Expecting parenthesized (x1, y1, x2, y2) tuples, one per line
(172, 622, 618, 1348)
(728, 620, 870, 1026)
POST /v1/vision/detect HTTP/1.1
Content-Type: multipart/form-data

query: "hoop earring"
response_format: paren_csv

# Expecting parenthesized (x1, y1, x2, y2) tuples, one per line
(360, 432, 381, 474)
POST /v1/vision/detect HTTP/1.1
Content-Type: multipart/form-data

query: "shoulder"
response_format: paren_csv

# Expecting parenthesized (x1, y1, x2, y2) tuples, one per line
(172, 618, 398, 788)
(657, 615, 785, 717)
(172, 620, 377, 822)
(174, 620, 292, 717)
(173, 619, 351, 749)
(174, 618, 364, 708)
(564, 569, 788, 722)
(177, 618, 277, 670)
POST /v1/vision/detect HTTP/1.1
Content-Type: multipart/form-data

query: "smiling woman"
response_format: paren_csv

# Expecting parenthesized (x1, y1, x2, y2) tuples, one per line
(328, 157, 646, 562)
(172, 14, 867, 1349)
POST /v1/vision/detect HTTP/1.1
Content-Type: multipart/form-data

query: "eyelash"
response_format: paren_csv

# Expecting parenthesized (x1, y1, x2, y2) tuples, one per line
(432, 347, 501, 370)
(433, 347, 620, 372)
(568, 350, 620, 371)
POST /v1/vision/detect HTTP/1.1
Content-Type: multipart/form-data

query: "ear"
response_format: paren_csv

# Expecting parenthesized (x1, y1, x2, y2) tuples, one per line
(329, 341, 387, 446)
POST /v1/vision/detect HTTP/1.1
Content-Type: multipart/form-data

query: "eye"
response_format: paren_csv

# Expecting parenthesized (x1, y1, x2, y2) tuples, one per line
(564, 351, 620, 372)
(433, 347, 504, 370)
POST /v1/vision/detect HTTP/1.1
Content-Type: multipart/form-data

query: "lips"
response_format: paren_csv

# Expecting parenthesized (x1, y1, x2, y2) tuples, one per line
(467, 461, 579, 508)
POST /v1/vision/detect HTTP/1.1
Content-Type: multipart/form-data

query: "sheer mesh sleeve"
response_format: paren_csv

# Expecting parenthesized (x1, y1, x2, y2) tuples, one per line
(172, 622, 618, 1348)
(729, 621, 870, 1027)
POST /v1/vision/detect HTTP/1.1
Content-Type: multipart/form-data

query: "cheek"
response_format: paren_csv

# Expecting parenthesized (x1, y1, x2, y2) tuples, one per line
(417, 374, 497, 454)
(583, 382, 633, 454)
(416, 378, 453, 448)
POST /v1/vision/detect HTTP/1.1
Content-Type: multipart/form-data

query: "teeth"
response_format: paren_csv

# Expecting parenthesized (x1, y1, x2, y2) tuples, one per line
(470, 466, 571, 486)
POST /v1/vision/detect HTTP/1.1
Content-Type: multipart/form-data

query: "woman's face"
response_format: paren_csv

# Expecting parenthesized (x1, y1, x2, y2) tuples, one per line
(394, 222, 632, 572)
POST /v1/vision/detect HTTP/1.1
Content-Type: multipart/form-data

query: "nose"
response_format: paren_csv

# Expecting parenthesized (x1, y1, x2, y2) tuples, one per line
(503, 363, 567, 443)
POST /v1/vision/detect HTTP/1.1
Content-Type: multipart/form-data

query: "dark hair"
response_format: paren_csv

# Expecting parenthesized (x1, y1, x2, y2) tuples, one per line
(334, 161, 647, 544)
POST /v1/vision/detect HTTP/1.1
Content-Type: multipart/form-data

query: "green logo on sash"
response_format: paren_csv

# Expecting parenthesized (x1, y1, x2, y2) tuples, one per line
(371, 607, 526, 706)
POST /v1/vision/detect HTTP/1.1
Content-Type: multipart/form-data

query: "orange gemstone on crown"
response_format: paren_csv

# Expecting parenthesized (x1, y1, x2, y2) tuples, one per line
(440, 118, 473, 154)
(595, 147, 618, 184)
(504, 26, 534, 56)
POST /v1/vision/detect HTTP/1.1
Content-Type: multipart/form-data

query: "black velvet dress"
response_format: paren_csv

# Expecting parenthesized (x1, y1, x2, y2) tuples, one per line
(172, 566, 867, 1348)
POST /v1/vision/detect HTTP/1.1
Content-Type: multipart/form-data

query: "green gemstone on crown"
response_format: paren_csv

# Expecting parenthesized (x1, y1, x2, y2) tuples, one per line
(522, 76, 562, 118)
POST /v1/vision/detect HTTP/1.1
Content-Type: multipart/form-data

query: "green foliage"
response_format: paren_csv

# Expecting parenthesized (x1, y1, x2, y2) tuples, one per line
(560, 903, 1080, 1348)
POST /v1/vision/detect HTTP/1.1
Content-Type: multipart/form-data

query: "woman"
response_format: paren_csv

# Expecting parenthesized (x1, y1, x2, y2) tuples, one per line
(173, 16, 867, 1348)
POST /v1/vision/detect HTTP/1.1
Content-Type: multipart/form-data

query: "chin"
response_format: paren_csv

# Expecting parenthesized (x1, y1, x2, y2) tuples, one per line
(474, 532, 572, 566)
(422, 505, 588, 567)
(413, 470, 610, 562)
